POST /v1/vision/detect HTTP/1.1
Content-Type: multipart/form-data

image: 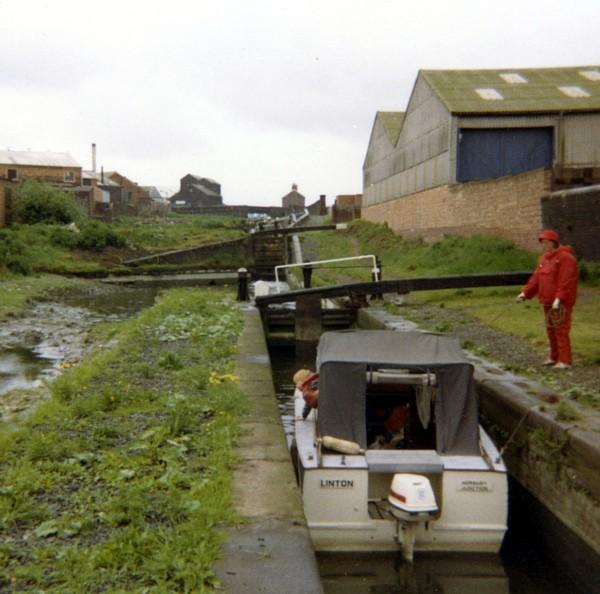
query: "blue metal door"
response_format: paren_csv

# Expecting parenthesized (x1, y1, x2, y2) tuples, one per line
(457, 127, 553, 182)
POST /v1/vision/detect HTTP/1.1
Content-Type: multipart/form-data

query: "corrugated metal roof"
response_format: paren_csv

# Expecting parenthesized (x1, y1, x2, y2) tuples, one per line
(422, 66, 600, 114)
(377, 111, 405, 146)
(0, 149, 81, 168)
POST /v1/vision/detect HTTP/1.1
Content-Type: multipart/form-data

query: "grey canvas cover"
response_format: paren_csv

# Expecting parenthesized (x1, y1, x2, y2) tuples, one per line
(315, 330, 479, 455)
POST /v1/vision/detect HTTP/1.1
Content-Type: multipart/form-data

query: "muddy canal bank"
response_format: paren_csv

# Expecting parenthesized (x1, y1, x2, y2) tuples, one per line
(0, 284, 158, 420)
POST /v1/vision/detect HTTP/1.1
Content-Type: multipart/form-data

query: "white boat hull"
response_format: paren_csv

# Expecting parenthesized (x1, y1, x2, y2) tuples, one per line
(294, 392, 508, 554)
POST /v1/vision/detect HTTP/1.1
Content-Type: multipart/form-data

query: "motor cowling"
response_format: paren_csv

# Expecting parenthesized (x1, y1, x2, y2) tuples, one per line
(388, 473, 438, 521)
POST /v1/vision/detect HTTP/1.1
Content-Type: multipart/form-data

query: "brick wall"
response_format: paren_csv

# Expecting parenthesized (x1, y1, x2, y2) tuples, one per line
(542, 186, 600, 261)
(0, 164, 81, 185)
(362, 168, 551, 251)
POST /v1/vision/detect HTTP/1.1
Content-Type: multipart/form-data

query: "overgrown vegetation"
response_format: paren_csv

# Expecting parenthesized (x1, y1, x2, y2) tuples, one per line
(0, 288, 245, 592)
(111, 214, 247, 252)
(0, 182, 248, 276)
(12, 180, 82, 225)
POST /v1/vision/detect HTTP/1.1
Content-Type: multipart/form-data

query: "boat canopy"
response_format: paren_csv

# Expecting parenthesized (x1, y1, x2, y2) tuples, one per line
(315, 330, 479, 455)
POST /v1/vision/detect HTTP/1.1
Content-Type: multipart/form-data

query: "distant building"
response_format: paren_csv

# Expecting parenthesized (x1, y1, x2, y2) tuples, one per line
(169, 175, 223, 210)
(363, 65, 600, 250)
(103, 171, 152, 215)
(0, 149, 82, 226)
(332, 194, 362, 223)
(281, 183, 305, 211)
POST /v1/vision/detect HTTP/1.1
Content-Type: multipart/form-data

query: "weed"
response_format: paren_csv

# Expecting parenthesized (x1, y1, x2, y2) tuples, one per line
(554, 401, 581, 422)
(158, 351, 184, 370)
(0, 288, 245, 591)
(433, 322, 453, 333)
(565, 386, 600, 411)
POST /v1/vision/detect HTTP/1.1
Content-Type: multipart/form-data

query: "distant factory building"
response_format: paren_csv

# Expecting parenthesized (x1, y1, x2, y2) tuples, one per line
(281, 183, 306, 211)
(170, 175, 223, 210)
(363, 66, 600, 251)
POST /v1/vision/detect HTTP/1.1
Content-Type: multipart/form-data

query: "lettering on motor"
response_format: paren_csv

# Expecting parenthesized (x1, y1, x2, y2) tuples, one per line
(320, 479, 354, 489)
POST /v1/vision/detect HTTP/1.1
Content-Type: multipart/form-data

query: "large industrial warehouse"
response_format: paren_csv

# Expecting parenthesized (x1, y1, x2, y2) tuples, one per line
(363, 66, 600, 252)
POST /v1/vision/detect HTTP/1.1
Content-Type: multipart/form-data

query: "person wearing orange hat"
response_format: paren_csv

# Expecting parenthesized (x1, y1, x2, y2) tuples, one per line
(516, 229, 578, 369)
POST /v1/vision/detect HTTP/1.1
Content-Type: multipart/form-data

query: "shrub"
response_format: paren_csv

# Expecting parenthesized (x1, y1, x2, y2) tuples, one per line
(579, 260, 600, 287)
(76, 221, 127, 251)
(0, 229, 31, 274)
(12, 180, 82, 225)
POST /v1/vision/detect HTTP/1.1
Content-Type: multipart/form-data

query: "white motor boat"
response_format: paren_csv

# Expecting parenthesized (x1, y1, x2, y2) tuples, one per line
(292, 329, 508, 560)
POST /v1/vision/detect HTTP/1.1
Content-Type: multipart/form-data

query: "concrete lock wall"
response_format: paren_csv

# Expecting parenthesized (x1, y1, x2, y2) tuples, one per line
(362, 168, 550, 251)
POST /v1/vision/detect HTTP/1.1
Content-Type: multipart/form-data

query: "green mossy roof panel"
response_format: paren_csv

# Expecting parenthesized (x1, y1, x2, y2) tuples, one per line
(377, 111, 405, 146)
(422, 66, 600, 114)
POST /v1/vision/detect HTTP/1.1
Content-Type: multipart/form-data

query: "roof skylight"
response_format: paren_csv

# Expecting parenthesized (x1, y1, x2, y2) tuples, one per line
(558, 86, 591, 98)
(499, 73, 527, 84)
(475, 88, 504, 100)
(579, 70, 600, 81)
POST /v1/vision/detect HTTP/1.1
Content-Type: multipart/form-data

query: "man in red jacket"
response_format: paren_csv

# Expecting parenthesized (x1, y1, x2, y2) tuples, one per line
(516, 229, 578, 369)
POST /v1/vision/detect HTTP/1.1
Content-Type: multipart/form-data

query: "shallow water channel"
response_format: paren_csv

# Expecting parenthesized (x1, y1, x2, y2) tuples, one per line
(269, 343, 596, 594)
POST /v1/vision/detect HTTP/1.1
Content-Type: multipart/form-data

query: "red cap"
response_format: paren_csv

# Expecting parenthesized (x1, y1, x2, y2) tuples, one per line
(538, 229, 559, 243)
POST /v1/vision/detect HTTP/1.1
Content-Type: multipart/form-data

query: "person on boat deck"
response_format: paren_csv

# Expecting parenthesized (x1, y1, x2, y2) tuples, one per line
(293, 368, 319, 420)
(516, 229, 578, 370)
(369, 404, 409, 449)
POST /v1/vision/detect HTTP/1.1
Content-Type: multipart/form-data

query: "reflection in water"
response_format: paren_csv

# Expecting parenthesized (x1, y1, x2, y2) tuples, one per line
(0, 346, 53, 394)
(319, 553, 508, 594)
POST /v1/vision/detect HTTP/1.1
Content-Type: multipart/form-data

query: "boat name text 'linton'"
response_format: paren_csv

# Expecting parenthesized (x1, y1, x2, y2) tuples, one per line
(320, 478, 354, 489)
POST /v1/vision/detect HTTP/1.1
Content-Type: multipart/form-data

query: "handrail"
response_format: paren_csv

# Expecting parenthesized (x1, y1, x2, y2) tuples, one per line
(275, 255, 380, 293)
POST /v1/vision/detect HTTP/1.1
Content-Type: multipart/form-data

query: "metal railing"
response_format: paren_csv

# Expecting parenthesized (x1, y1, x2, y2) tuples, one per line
(274, 255, 380, 293)
(249, 208, 309, 234)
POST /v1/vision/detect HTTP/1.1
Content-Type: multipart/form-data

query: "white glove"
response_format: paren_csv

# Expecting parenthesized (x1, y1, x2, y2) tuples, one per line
(552, 298, 561, 310)
(515, 292, 525, 303)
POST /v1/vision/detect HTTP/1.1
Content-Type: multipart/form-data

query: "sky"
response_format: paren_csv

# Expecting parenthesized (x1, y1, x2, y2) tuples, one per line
(1, 0, 599, 206)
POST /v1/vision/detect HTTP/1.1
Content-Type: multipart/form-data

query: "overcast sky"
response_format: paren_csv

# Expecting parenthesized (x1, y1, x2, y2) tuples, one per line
(1, 1, 598, 206)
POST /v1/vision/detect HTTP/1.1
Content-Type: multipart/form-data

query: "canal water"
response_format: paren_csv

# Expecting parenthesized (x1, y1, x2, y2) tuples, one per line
(269, 343, 597, 594)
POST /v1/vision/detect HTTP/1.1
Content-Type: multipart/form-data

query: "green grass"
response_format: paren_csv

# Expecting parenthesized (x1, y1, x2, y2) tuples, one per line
(112, 214, 247, 252)
(0, 273, 92, 320)
(0, 224, 108, 275)
(0, 215, 249, 277)
(0, 288, 245, 593)
(307, 220, 600, 363)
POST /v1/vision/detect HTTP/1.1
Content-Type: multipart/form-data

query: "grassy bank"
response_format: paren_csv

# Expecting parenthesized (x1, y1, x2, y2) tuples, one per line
(111, 214, 247, 252)
(0, 214, 248, 276)
(305, 220, 600, 363)
(0, 288, 245, 593)
(0, 274, 93, 320)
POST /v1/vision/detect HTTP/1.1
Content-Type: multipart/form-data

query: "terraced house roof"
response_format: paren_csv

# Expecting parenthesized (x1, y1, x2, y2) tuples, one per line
(422, 66, 600, 114)
(377, 111, 405, 146)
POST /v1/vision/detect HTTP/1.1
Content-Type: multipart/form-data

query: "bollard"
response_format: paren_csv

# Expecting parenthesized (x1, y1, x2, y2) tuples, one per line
(237, 267, 249, 301)
(302, 265, 313, 289)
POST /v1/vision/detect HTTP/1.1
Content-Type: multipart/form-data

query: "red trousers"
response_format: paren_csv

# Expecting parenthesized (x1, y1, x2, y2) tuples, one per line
(543, 304, 573, 364)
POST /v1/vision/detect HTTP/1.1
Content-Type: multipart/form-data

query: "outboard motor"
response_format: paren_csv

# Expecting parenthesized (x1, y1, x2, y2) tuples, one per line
(388, 473, 438, 561)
